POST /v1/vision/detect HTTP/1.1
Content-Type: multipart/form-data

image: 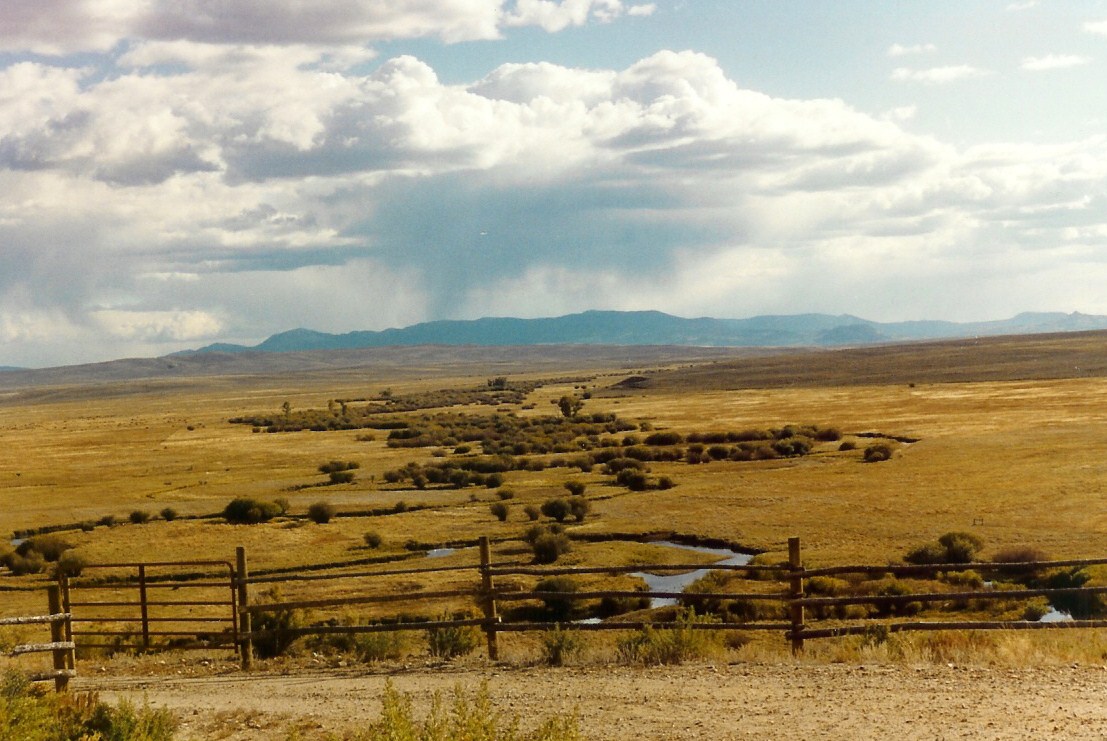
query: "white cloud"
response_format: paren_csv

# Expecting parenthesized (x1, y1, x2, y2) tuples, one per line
(891, 65, 990, 84)
(887, 43, 937, 57)
(1084, 19, 1107, 37)
(91, 309, 224, 341)
(1021, 54, 1092, 71)
(3, 39, 1107, 365)
(1006, 1, 1038, 10)
(0, 1, 656, 55)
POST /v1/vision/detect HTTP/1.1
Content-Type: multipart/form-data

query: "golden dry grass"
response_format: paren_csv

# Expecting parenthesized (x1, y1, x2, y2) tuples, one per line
(4, 334, 1107, 624)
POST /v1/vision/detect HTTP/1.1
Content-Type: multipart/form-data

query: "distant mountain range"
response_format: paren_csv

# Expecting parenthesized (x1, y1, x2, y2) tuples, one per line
(184, 310, 1107, 355)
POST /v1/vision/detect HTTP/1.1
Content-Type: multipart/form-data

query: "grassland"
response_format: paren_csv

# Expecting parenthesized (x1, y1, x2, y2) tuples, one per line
(3, 333, 1107, 620)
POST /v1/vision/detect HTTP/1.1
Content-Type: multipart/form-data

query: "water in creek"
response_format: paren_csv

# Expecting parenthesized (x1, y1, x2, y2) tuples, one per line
(630, 541, 752, 609)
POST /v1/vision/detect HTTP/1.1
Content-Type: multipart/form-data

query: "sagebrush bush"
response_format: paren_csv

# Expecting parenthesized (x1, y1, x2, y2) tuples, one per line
(364, 531, 383, 548)
(531, 531, 571, 565)
(523, 505, 540, 521)
(540, 498, 571, 522)
(425, 616, 480, 659)
(863, 443, 893, 462)
(18, 534, 72, 562)
(223, 497, 282, 524)
(535, 577, 578, 621)
(129, 509, 152, 524)
(541, 625, 583, 666)
(564, 481, 586, 497)
(308, 501, 337, 524)
(490, 502, 509, 522)
(252, 587, 303, 658)
(616, 609, 722, 665)
(159, 507, 178, 521)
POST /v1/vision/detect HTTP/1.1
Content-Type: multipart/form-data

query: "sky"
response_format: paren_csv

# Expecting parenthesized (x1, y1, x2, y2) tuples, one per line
(3, 1, 1107, 368)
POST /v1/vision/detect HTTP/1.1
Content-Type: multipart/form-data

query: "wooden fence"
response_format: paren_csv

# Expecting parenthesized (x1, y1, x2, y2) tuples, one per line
(54, 536, 1107, 667)
(62, 559, 239, 655)
(1, 585, 76, 691)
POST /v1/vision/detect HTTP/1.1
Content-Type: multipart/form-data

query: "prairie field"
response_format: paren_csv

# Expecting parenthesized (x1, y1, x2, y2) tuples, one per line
(5, 334, 1107, 738)
(3, 333, 1107, 576)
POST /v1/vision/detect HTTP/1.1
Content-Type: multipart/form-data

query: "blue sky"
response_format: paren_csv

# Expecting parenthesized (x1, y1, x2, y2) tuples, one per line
(3, 1, 1107, 367)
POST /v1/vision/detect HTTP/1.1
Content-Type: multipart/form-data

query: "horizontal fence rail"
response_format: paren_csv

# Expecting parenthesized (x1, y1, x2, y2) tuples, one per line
(55, 536, 1107, 666)
(2, 586, 76, 691)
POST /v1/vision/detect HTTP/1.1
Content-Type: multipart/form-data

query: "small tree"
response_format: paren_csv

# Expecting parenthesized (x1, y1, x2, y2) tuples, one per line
(556, 395, 584, 419)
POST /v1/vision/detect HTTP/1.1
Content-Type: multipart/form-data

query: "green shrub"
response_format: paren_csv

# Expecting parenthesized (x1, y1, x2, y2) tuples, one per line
(252, 587, 303, 658)
(129, 509, 152, 524)
(159, 507, 178, 522)
(1, 550, 45, 575)
(541, 625, 583, 667)
(906, 532, 984, 565)
(497, 489, 516, 500)
(223, 497, 282, 524)
(351, 630, 409, 663)
(564, 481, 586, 497)
(535, 577, 579, 621)
(490, 502, 509, 522)
(863, 443, 893, 462)
(364, 531, 383, 548)
(0, 669, 177, 741)
(18, 534, 72, 562)
(425, 616, 481, 659)
(567, 498, 591, 523)
(523, 505, 540, 521)
(540, 498, 571, 523)
(97, 515, 117, 527)
(531, 532, 572, 564)
(56, 551, 87, 578)
(329, 470, 356, 484)
(308, 501, 337, 524)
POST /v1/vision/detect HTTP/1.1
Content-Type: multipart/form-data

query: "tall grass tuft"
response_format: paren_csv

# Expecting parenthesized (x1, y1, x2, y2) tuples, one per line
(616, 608, 723, 665)
(348, 680, 582, 741)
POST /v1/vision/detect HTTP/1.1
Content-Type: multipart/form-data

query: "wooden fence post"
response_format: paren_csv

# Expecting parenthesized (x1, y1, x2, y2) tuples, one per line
(236, 546, 253, 670)
(47, 585, 69, 692)
(478, 536, 500, 661)
(788, 536, 805, 655)
(58, 574, 75, 678)
(137, 564, 150, 651)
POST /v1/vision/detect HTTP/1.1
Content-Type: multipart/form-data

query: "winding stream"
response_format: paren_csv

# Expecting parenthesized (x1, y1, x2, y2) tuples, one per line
(631, 541, 752, 608)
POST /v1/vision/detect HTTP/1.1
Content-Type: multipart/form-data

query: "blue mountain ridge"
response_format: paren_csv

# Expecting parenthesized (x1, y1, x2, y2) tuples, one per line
(180, 310, 1107, 355)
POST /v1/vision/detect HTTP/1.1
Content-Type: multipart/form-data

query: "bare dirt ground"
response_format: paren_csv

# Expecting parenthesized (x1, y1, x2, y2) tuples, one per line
(80, 659, 1107, 740)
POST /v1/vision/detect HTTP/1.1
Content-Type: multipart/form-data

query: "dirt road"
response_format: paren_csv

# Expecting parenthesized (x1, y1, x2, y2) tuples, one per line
(81, 660, 1107, 740)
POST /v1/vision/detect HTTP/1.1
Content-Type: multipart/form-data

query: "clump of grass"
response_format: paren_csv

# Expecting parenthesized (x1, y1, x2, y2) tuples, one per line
(541, 625, 583, 667)
(616, 609, 723, 665)
(348, 680, 582, 741)
(0, 670, 177, 741)
(426, 615, 481, 659)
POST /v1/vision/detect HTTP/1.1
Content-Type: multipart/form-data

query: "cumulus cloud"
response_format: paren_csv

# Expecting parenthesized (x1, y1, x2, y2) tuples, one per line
(891, 65, 990, 83)
(887, 43, 936, 57)
(1, 0, 657, 54)
(2, 23, 1107, 365)
(1021, 54, 1091, 71)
